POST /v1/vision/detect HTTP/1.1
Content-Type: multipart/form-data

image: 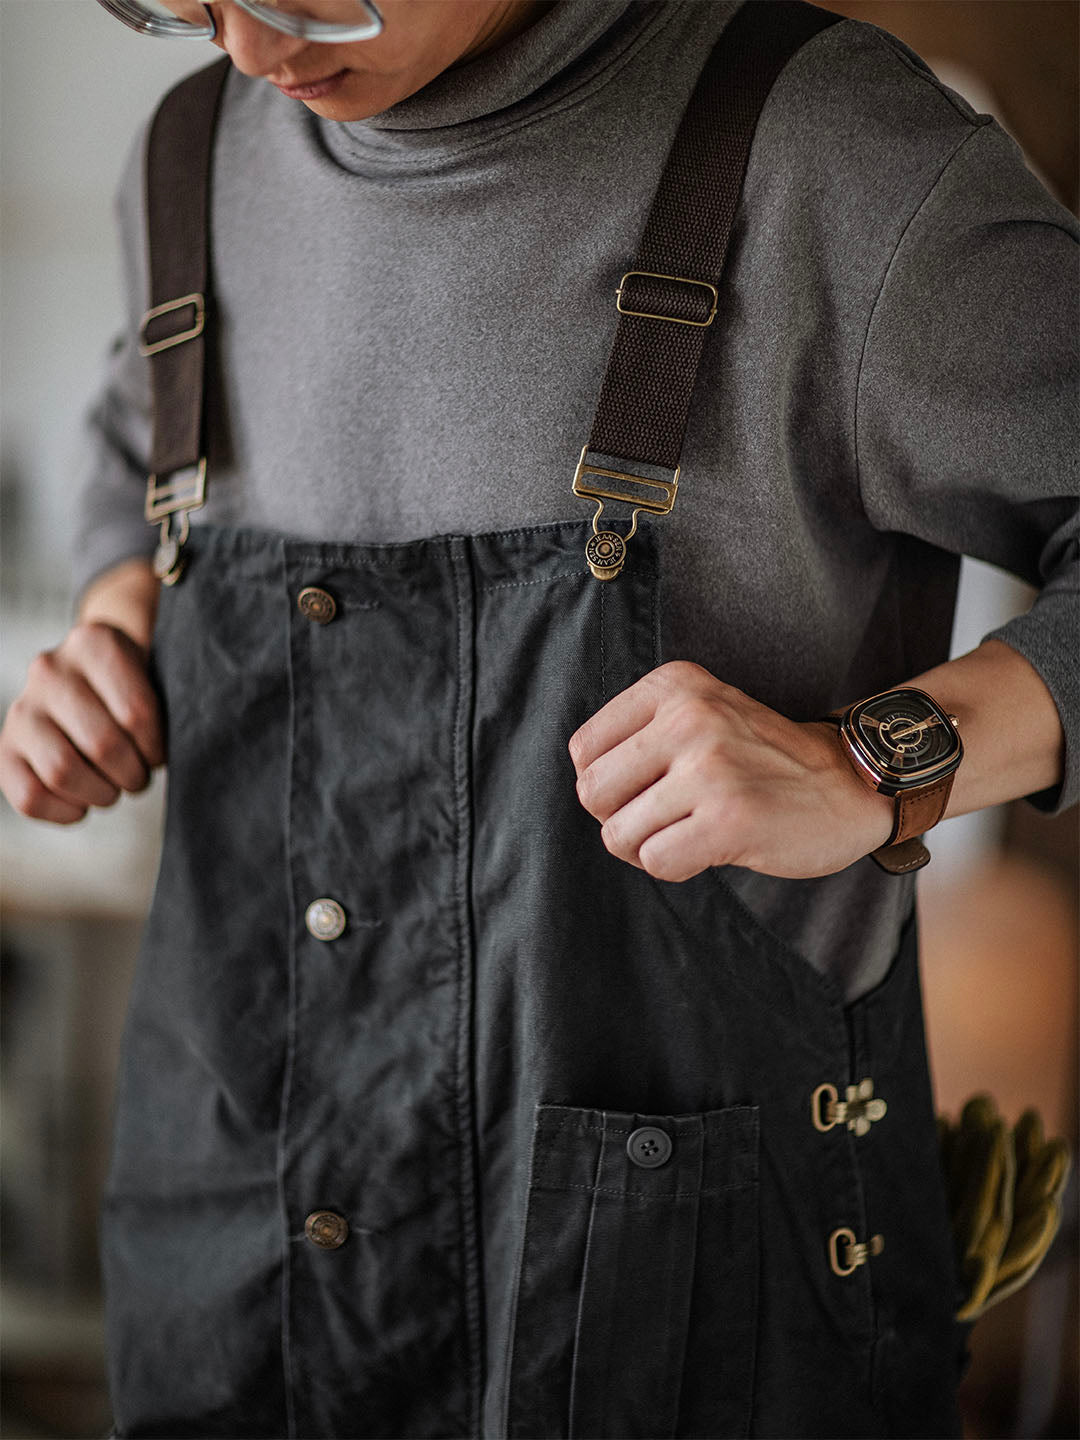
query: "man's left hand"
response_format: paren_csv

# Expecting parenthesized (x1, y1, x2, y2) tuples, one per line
(568, 661, 894, 881)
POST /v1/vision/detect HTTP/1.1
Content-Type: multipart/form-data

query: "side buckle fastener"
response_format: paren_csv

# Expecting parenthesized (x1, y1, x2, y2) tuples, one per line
(828, 1227, 885, 1278)
(812, 1079, 888, 1138)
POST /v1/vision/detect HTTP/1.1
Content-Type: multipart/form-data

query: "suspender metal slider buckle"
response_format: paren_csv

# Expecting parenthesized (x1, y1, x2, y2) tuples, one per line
(615, 271, 718, 328)
(573, 448, 679, 581)
(138, 292, 206, 357)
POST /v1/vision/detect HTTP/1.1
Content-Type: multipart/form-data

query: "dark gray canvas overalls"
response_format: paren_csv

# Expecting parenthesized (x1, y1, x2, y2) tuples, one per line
(102, 8, 967, 1437)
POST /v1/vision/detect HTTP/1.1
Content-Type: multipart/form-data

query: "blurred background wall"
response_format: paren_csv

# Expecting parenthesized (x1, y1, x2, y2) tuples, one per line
(2, 10, 211, 1436)
(1, 1, 1077, 1436)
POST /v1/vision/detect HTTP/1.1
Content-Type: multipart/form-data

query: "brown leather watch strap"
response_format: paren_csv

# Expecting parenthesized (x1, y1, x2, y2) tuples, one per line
(869, 771, 956, 873)
(871, 838, 931, 875)
(888, 772, 956, 846)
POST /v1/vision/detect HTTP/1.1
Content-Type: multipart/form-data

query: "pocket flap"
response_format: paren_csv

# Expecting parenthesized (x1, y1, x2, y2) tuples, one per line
(531, 1104, 759, 1197)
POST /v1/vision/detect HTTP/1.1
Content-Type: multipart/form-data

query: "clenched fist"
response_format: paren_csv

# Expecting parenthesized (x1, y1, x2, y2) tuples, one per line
(0, 561, 164, 824)
(568, 660, 894, 881)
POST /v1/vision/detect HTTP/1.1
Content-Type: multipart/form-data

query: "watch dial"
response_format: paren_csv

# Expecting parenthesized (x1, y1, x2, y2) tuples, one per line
(849, 689, 961, 783)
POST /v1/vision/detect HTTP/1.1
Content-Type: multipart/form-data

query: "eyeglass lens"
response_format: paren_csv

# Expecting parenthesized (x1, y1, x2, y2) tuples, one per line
(102, 1, 382, 40)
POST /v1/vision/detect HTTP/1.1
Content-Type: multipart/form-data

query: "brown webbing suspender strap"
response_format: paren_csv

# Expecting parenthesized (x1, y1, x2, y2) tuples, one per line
(142, 55, 230, 584)
(575, 0, 841, 578)
(139, 6, 840, 584)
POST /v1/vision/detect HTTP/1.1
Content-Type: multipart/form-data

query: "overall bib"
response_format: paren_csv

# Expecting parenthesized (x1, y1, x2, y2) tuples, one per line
(102, 7, 967, 1436)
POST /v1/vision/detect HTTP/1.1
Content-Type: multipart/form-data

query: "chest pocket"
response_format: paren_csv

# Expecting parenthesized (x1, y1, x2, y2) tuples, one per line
(504, 1103, 760, 1439)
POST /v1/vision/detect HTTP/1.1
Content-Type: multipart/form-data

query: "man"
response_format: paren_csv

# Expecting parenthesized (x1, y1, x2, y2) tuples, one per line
(1, 2, 1075, 1436)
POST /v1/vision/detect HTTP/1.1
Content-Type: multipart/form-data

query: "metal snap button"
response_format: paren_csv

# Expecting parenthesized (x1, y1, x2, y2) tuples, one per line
(305, 1210, 349, 1249)
(297, 586, 337, 624)
(626, 1125, 672, 1169)
(305, 898, 346, 941)
(585, 530, 627, 581)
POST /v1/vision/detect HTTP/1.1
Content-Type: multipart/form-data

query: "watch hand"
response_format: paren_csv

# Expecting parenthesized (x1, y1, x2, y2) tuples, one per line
(889, 717, 943, 742)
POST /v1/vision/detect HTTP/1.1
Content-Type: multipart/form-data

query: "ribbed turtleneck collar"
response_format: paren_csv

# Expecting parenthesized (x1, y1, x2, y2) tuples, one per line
(323, 0, 669, 146)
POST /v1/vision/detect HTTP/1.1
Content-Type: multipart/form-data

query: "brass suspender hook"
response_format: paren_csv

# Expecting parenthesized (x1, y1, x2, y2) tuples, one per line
(144, 457, 207, 586)
(572, 447, 679, 581)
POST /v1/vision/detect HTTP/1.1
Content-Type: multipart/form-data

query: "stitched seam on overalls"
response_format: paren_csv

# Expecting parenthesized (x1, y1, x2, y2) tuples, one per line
(531, 1182, 756, 1199)
(450, 540, 485, 1433)
(278, 545, 300, 1438)
(600, 581, 608, 706)
(567, 1113, 607, 1435)
(500, 1110, 552, 1437)
(479, 571, 582, 593)
(537, 1120, 632, 1134)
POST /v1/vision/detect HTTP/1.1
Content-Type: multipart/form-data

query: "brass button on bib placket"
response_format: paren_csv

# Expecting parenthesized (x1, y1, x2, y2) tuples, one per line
(305, 898, 347, 942)
(297, 586, 337, 624)
(304, 1211, 349, 1250)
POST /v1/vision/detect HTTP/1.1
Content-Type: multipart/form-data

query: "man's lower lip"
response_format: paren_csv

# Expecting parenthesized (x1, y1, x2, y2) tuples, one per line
(273, 70, 350, 99)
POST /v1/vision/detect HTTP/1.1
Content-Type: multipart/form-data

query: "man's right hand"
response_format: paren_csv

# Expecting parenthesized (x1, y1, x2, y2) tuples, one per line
(0, 559, 165, 824)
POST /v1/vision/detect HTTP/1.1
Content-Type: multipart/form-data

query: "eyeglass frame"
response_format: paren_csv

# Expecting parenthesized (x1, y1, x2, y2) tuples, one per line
(94, 0, 384, 44)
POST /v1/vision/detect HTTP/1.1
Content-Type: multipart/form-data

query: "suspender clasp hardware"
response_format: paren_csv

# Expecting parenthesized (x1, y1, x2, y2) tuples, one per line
(573, 447, 679, 580)
(138, 292, 206, 357)
(145, 458, 207, 586)
(616, 271, 718, 328)
(152, 511, 190, 587)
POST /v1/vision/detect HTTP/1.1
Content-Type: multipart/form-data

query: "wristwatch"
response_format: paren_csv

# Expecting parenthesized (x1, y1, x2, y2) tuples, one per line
(825, 687, 963, 874)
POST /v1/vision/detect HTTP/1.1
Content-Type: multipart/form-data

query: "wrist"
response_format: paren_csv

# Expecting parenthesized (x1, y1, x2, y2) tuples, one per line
(78, 558, 160, 652)
(810, 720, 895, 854)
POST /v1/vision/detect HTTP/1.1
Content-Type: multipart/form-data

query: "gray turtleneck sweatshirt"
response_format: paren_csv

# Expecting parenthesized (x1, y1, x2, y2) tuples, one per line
(75, 0, 1078, 1001)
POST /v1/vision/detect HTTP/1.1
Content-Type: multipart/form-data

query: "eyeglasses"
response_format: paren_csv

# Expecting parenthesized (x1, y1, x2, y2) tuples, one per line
(95, 0, 384, 43)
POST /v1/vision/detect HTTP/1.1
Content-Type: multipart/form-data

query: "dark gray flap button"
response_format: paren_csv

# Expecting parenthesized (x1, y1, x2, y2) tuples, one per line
(626, 1125, 672, 1169)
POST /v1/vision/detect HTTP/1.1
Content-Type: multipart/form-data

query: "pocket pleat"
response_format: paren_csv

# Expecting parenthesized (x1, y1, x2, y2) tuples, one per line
(505, 1103, 759, 1440)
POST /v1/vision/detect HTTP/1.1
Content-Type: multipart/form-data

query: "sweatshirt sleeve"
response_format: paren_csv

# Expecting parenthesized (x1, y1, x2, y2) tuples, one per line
(71, 125, 157, 601)
(854, 119, 1080, 813)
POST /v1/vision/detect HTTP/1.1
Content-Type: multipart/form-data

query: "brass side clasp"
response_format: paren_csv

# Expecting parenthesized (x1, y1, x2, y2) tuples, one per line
(828, 1227, 885, 1277)
(812, 1079, 887, 1137)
